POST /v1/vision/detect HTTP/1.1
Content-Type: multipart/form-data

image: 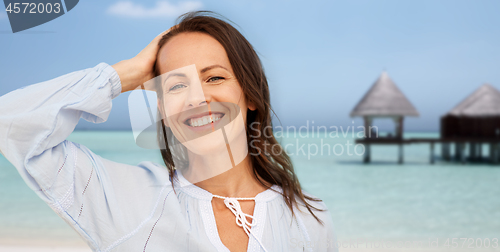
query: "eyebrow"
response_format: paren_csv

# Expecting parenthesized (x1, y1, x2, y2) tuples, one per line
(163, 72, 187, 83)
(200, 65, 228, 74)
(163, 65, 229, 83)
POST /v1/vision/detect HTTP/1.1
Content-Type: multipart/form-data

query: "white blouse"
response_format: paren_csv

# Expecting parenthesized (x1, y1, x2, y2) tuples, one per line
(0, 63, 338, 252)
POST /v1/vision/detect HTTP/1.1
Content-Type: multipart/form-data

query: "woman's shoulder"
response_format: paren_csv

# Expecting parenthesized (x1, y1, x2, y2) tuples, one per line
(295, 190, 332, 223)
(294, 190, 338, 249)
(269, 185, 333, 227)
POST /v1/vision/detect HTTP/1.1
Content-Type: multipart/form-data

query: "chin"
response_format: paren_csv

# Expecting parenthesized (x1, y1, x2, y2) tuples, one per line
(182, 130, 229, 155)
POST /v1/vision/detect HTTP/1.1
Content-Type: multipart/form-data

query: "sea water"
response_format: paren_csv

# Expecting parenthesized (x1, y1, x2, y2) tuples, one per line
(0, 131, 499, 245)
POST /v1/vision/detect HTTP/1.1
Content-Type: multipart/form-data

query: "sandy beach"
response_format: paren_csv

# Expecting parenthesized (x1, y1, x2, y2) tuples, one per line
(0, 238, 91, 252)
(2, 237, 499, 252)
(0, 246, 91, 252)
(1, 247, 498, 252)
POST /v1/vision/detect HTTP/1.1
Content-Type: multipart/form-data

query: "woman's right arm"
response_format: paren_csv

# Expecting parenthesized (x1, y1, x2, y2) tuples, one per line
(0, 27, 169, 198)
(0, 30, 171, 251)
(0, 63, 121, 191)
(0, 63, 124, 250)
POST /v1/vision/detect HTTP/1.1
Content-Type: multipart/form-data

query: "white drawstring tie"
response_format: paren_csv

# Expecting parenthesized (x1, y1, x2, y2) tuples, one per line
(212, 195, 268, 252)
(222, 197, 255, 236)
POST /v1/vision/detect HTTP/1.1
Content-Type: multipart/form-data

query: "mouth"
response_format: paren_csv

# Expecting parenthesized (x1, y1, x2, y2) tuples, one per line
(184, 112, 225, 127)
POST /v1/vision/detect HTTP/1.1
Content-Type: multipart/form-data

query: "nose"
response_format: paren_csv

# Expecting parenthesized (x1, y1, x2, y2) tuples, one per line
(185, 78, 209, 108)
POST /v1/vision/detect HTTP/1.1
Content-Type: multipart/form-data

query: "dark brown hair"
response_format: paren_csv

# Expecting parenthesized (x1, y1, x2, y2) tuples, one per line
(154, 11, 324, 223)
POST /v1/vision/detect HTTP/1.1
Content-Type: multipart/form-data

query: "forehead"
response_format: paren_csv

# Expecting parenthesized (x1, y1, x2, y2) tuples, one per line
(157, 32, 232, 75)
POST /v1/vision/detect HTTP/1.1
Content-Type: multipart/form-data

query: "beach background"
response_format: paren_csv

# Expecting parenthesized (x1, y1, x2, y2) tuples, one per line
(1, 131, 499, 251)
(2, 0, 500, 251)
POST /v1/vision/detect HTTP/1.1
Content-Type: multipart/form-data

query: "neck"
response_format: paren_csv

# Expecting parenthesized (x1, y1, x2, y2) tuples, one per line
(195, 155, 267, 198)
(181, 151, 269, 198)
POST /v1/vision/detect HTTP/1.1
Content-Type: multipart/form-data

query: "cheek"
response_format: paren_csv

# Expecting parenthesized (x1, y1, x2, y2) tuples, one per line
(226, 86, 249, 119)
(161, 99, 185, 129)
(162, 95, 186, 117)
(240, 107, 249, 126)
(220, 84, 245, 105)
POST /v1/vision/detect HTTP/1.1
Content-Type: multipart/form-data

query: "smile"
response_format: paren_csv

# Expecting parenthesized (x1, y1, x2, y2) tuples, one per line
(184, 113, 225, 127)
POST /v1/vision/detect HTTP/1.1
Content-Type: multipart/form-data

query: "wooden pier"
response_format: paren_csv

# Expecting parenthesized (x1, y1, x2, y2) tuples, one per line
(356, 137, 500, 164)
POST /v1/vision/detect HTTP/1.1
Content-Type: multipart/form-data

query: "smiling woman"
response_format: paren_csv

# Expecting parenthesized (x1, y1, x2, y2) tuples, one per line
(0, 11, 337, 252)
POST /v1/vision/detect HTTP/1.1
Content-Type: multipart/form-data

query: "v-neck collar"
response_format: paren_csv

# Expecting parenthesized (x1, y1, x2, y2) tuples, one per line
(174, 170, 280, 251)
(174, 169, 281, 202)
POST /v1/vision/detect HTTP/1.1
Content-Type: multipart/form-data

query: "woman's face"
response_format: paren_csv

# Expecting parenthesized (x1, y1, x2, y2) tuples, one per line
(156, 32, 254, 155)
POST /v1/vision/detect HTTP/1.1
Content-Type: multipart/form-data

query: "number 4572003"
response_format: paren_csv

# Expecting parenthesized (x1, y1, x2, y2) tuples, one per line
(444, 238, 498, 249)
(6, 2, 61, 14)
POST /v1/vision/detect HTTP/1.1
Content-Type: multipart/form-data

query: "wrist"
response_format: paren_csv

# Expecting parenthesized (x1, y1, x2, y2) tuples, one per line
(112, 60, 135, 93)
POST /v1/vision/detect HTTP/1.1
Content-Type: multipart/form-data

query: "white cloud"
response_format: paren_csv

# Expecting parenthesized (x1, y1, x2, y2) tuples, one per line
(107, 1, 203, 18)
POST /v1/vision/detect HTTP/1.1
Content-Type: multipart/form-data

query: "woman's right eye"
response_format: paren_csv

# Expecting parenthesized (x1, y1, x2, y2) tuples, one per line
(168, 83, 187, 92)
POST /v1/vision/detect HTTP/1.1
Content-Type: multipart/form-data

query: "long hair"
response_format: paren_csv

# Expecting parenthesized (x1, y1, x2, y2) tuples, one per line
(154, 11, 324, 223)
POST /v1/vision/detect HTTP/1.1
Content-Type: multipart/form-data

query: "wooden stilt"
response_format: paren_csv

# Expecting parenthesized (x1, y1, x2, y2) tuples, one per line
(489, 143, 493, 163)
(477, 143, 482, 160)
(442, 143, 450, 161)
(497, 143, 500, 164)
(395, 117, 403, 139)
(454, 143, 465, 163)
(470, 143, 477, 160)
(460, 143, 466, 164)
(363, 116, 372, 163)
(364, 116, 372, 138)
(454, 143, 460, 161)
(364, 144, 371, 163)
(398, 144, 403, 164)
(491, 143, 499, 164)
(430, 142, 435, 164)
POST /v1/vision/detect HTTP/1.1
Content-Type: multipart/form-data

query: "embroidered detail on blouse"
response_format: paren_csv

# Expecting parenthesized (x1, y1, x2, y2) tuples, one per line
(49, 143, 77, 214)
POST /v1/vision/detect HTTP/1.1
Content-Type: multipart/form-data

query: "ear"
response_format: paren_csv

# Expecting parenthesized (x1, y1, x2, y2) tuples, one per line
(247, 100, 256, 111)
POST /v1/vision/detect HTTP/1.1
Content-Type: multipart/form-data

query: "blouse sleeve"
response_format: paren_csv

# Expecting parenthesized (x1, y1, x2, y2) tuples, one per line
(0, 63, 170, 251)
(0, 62, 121, 194)
(297, 194, 339, 252)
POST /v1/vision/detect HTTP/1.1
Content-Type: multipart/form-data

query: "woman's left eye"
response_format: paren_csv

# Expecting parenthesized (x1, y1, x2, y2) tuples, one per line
(207, 76, 225, 83)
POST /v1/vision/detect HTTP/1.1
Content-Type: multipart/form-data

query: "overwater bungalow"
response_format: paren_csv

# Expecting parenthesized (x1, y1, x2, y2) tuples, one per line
(350, 72, 419, 163)
(352, 77, 500, 164)
(441, 84, 500, 163)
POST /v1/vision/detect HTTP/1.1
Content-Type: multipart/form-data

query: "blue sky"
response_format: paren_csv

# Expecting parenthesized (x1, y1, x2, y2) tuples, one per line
(1, 0, 499, 132)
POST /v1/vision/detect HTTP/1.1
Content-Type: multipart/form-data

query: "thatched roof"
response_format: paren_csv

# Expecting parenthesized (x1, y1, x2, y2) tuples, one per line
(350, 72, 419, 117)
(447, 83, 500, 117)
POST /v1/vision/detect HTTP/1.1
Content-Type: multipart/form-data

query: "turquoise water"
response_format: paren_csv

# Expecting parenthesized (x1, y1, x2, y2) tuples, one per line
(1, 131, 499, 243)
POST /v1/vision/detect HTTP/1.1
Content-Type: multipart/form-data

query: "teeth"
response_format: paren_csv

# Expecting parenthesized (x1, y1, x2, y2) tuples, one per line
(189, 114, 223, 127)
